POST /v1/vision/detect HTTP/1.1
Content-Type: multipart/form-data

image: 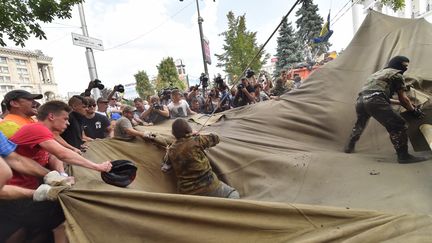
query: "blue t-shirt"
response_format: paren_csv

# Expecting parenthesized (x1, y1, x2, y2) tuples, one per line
(0, 131, 17, 157)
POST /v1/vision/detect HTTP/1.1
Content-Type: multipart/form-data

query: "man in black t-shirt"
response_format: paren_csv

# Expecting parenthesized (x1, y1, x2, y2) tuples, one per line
(83, 97, 111, 139)
(61, 95, 88, 149)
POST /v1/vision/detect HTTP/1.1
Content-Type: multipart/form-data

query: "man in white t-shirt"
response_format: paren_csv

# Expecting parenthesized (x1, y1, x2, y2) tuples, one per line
(167, 89, 196, 119)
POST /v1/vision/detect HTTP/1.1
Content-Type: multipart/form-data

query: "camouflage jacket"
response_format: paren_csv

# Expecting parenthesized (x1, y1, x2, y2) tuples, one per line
(361, 68, 406, 99)
(270, 84, 290, 96)
(168, 133, 220, 195)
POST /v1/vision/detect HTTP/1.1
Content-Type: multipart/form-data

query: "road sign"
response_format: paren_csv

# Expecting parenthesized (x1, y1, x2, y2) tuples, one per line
(71, 33, 104, 51)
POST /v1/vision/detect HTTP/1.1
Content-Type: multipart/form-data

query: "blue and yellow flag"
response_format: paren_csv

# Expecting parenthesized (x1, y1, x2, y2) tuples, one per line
(313, 12, 333, 44)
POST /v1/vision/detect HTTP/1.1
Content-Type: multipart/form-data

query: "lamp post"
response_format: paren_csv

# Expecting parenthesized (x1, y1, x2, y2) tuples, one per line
(78, 3, 100, 99)
(180, 0, 209, 76)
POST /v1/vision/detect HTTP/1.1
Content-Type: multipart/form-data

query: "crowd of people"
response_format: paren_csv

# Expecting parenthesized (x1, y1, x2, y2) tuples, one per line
(0, 69, 299, 243)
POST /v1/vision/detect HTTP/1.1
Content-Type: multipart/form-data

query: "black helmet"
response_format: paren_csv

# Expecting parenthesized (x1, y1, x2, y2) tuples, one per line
(101, 160, 137, 187)
(387, 56, 410, 73)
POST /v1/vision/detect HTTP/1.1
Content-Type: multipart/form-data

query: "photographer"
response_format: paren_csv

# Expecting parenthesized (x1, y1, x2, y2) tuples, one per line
(204, 88, 221, 114)
(187, 85, 205, 113)
(214, 74, 231, 111)
(246, 68, 257, 86)
(159, 88, 172, 106)
(83, 79, 105, 97)
(233, 77, 255, 107)
(141, 96, 170, 125)
(106, 84, 125, 118)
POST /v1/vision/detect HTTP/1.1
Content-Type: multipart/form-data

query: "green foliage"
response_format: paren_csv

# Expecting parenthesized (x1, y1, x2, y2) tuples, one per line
(0, 0, 83, 47)
(379, 0, 405, 11)
(134, 70, 154, 99)
(295, 0, 329, 56)
(155, 57, 186, 91)
(274, 19, 303, 78)
(215, 11, 269, 85)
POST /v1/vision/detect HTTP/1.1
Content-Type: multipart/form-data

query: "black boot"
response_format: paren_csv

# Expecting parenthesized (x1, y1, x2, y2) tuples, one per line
(397, 151, 427, 164)
(344, 140, 356, 153)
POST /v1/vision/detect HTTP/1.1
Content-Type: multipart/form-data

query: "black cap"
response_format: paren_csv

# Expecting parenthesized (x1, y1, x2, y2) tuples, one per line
(101, 160, 137, 187)
(4, 90, 43, 104)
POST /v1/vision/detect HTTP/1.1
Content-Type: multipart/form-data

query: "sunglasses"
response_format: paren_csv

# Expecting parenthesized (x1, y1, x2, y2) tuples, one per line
(88, 104, 97, 107)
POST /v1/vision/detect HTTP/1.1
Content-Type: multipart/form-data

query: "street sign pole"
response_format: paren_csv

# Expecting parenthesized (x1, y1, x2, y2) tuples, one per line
(78, 3, 100, 99)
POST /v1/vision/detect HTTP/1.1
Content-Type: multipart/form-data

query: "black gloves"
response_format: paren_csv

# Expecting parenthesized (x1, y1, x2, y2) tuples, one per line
(411, 107, 425, 119)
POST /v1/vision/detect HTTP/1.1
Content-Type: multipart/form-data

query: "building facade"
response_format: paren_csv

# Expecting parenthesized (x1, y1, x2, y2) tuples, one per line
(353, 0, 432, 33)
(0, 47, 59, 102)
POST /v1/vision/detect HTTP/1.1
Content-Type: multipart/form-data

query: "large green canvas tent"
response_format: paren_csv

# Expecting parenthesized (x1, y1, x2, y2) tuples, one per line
(60, 11, 432, 242)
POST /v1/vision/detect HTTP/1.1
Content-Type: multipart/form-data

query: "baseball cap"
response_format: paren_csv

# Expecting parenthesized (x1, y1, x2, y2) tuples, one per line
(97, 97, 109, 103)
(4, 90, 43, 104)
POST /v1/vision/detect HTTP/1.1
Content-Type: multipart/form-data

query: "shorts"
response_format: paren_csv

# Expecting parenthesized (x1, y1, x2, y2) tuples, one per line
(0, 199, 65, 241)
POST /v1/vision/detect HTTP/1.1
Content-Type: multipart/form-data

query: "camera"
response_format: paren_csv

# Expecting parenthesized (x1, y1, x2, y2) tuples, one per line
(245, 68, 255, 78)
(199, 73, 209, 88)
(152, 103, 163, 110)
(93, 79, 105, 90)
(214, 74, 223, 84)
(237, 83, 244, 90)
(159, 87, 175, 99)
(114, 84, 125, 93)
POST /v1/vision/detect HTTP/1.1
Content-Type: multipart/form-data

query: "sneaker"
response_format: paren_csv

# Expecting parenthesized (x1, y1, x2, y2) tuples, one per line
(161, 161, 172, 173)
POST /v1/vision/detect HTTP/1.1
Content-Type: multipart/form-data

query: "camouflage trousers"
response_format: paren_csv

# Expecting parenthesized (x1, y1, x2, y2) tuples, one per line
(200, 182, 240, 199)
(347, 93, 408, 152)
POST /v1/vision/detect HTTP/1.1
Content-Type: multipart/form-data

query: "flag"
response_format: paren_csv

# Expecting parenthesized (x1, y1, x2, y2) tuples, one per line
(313, 12, 333, 44)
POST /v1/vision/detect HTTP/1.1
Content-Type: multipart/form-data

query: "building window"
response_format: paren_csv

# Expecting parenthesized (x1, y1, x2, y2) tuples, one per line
(15, 59, 27, 66)
(0, 76, 11, 83)
(0, 85, 14, 92)
(0, 67, 9, 74)
(17, 68, 28, 75)
(20, 85, 33, 92)
(0, 57, 6, 64)
(19, 77, 30, 84)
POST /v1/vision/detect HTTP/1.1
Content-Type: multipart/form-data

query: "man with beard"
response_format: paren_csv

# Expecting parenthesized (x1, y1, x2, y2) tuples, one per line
(344, 56, 427, 164)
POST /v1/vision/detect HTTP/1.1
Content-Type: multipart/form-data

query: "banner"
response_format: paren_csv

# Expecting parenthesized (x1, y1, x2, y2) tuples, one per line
(203, 37, 212, 65)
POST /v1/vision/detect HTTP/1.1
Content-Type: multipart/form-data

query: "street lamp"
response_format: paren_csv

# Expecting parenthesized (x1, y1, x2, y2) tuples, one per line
(180, 0, 213, 76)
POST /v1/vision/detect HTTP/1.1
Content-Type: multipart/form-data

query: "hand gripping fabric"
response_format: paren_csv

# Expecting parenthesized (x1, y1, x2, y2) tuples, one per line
(101, 160, 138, 187)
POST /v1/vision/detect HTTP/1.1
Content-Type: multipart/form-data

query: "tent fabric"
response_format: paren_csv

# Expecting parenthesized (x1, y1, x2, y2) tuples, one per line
(60, 11, 432, 242)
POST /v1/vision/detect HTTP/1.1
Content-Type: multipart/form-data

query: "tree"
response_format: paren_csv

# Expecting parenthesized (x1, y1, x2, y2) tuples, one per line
(295, 0, 329, 58)
(215, 11, 269, 84)
(0, 0, 83, 47)
(274, 19, 303, 78)
(379, 0, 404, 11)
(155, 57, 186, 91)
(134, 70, 154, 99)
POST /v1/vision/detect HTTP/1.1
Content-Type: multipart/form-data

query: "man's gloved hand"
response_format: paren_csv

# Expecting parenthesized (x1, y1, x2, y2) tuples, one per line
(44, 171, 74, 187)
(33, 184, 55, 201)
(411, 107, 425, 119)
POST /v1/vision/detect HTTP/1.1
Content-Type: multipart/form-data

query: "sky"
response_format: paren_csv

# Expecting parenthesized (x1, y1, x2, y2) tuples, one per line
(8, 0, 359, 96)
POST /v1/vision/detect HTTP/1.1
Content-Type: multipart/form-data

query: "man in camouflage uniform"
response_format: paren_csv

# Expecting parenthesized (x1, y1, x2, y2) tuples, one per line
(270, 78, 290, 97)
(167, 118, 239, 198)
(344, 56, 427, 164)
